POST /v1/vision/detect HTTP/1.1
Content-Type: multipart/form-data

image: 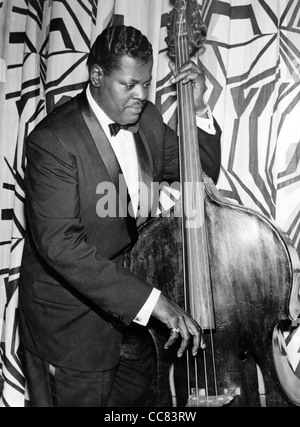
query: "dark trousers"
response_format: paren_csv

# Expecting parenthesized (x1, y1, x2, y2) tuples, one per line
(24, 327, 156, 407)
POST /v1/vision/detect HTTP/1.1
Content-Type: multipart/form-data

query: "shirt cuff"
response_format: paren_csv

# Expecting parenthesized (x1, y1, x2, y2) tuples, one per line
(133, 288, 161, 326)
(196, 105, 216, 135)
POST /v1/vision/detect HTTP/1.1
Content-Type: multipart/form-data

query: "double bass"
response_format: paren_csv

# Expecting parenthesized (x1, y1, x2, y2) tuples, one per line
(128, 0, 300, 407)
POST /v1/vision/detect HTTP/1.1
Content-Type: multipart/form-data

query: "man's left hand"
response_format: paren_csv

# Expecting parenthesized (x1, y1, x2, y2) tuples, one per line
(169, 60, 207, 114)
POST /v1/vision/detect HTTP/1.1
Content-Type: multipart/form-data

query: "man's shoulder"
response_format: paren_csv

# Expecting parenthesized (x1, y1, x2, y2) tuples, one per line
(25, 94, 84, 161)
(33, 95, 80, 134)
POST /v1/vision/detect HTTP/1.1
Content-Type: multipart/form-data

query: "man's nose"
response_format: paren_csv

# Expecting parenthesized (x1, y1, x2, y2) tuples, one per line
(133, 85, 147, 101)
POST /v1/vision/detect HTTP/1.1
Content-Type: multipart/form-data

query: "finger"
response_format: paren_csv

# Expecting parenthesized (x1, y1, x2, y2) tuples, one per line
(171, 74, 198, 85)
(178, 61, 204, 77)
(176, 317, 192, 358)
(168, 61, 177, 77)
(169, 60, 204, 79)
(171, 67, 203, 86)
(185, 318, 206, 356)
(164, 327, 181, 351)
(191, 327, 201, 357)
(177, 60, 197, 71)
(191, 325, 204, 356)
(169, 61, 195, 84)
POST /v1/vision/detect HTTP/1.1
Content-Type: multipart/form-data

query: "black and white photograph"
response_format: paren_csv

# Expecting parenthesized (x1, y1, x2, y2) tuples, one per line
(0, 0, 299, 410)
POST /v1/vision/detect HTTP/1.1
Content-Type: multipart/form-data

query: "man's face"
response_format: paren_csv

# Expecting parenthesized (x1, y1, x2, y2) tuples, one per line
(91, 55, 153, 125)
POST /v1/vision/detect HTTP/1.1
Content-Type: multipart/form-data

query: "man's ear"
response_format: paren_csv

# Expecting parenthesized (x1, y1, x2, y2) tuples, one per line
(90, 64, 103, 88)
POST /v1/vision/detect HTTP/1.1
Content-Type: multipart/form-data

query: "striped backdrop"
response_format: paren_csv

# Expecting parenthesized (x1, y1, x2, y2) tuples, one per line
(0, 0, 299, 407)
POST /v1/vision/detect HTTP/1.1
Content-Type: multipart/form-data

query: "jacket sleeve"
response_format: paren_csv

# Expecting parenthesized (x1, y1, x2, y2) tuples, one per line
(24, 128, 153, 326)
(162, 119, 222, 184)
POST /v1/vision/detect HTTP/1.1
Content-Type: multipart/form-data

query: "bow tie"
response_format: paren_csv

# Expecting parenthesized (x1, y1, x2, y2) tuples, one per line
(109, 122, 139, 137)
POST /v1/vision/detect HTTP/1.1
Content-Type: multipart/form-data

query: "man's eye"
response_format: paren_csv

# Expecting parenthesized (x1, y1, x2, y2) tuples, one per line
(126, 84, 135, 90)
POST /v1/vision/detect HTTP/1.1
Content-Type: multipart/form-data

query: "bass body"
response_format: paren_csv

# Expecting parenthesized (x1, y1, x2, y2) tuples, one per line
(128, 177, 300, 407)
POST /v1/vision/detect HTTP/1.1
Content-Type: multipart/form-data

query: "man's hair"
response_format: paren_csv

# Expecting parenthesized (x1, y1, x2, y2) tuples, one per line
(87, 25, 153, 75)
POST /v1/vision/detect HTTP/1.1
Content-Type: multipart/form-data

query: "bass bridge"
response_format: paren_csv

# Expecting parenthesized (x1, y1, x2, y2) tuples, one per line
(187, 387, 241, 407)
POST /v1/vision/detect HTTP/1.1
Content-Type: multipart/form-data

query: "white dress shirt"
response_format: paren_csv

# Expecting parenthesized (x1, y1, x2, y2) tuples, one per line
(86, 85, 215, 326)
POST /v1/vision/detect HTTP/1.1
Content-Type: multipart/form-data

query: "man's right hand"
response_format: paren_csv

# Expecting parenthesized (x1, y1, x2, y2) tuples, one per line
(151, 294, 206, 358)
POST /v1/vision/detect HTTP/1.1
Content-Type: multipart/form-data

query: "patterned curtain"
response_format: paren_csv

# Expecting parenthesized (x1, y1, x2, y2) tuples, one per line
(0, 0, 299, 407)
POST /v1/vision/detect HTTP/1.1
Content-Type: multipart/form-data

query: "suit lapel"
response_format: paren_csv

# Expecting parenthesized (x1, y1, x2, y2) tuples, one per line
(78, 93, 138, 243)
(78, 92, 155, 238)
(134, 129, 154, 228)
(77, 93, 122, 189)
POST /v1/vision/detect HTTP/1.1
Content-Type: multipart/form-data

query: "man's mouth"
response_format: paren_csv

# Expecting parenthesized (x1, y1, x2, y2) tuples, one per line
(128, 103, 144, 114)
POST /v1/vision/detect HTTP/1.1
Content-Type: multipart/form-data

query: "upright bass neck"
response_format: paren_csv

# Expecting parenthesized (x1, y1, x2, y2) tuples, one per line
(167, 0, 215, 330)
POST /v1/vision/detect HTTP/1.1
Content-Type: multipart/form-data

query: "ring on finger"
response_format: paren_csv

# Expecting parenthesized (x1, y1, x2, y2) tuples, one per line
(171, 328, 180, 334)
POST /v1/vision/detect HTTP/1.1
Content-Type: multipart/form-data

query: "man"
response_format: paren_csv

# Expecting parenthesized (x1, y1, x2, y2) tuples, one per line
(19, 25, 221, 407)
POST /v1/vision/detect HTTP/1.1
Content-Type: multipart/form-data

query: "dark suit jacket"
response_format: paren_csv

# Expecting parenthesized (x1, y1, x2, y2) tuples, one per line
(19, 91, 221, 372)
